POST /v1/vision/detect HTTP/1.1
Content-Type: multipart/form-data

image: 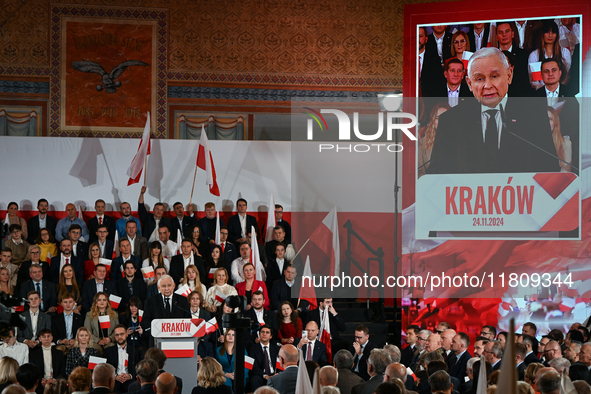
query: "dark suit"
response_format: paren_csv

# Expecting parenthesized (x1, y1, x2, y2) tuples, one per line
(111, 255, 142, 281)
(468, 25, 490, 52)
(81, 279, 117, 313)
(276, 220, 292, 244)
(506, 46, 534, 98)
(198, 217, 226, 244)
(352, 375, 384, 394)
(20, 280, 57, 313)
(95, 240, 115, 259)
(450, 351, 472, 381)
(88, 215, 117, 243)
(249, 341, 281, 391)
(492, 359, 502, 371)
(337, 368, 365, 394)
(302, 340, 328, 366)
(265, 258, 286, 291)
(141, 293, 191, 331)
(50, 255, 84, 285)
(72, 241, 89, 261)
(516, 20, 543, 54)
(27, 215, 57, 245)
(127, 235, 149, 262)
(351, 341, 378, 381)
(138, 203, 172, 242)
(16, 260, 50, 293)
(244, 308, 278, 343)
(227, 214, 259, 244)
(267, 365, 298, 394)
(517, 361, 526, 381)
(401, 344, 417, 368)
(305, 308, 346, 340)
(116, 277, 147, 311)
(524, 351, 540, 365)
(170, 215, 197, 242)
(128, 370, 182, 394)
(197, 340, 214, 359)
(104, 343, 141, 393)
(270, 279, 301, 312)
(421, 31, 452, 98)
(51, 311, 84, 343)
(17, 310, 51, 342)
(170, 254, 205, 285)
(431, 81, 473, 100)
(147, 283, 159, 298)
(212, 242, 238, 268)
(89, 387, 116, 394)
(428, 97, 558, 174)
(128, 384, 155, 394)
(29, 345, 66, 379)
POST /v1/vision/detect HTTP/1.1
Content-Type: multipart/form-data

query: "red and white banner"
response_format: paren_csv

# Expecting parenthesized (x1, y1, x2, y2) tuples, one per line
(276, 357, 284, 371)
(161, 341, 194, 358)
(245, 355, 255, 370)
(88, 356, 107, 369)
(319, 305, 332, 363)
(176, 229, 183, 255)
(416, 173, 579, 237)
(299, 256, 317, 309)
(109, 294, 122, 309)
(99, 258, 112, 267)
(127, 112, 151, 186)
(309, 206, 340, 276)
(112, 230, 120, 259)
(98, 315, 110, 329)
(529, 61, 542, 81)
(141, 266, 155, 279)
(196, 126, 220, 196)
(46, 252, 52, 263)
(176, 284, 191, 297)
(250, 226, 265, 281)
(151, 318, 206, 338)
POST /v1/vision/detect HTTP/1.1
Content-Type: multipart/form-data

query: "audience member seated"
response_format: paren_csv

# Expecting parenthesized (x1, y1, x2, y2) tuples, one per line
(6, 224, 30, 265)
(68, 367, 92, 394)
(205, 268, 237, 314)
(248, 325, 281, 392)
(89, 363, 117, 394)
(265, 226, 288, 264)
(267, 344, 299, 393)
(297, 321, 328, 366)
(214, 227, 238, 270)
(206, 245, 231, 288)
(84, 243, 105, 281)
(17, 245, 50, 292)
(138, 186, 172, 243)
(333, 349, 364, 394)
(197, 202, 225, 245)
(35, 228, 58, 263)
(84, 292, 119, 351)
(19, 263, 57, 314)
(95, 225, 114, 260)
(351, 349, 392, 394)
(0, 267, 13, 295)
(170, 239, 205, 286)
(188, 225, 209, 261)
(87, 200, 116, 243)
(236, 263, 269, 308)
(277, 301, 302, 346)
(0, 355, 19, 393)
(17, 290, 51, 346)
(193, 357, 233, 394)
(116, 261, 147, 312)
(227, 198, 259, 244)
(125, 220, 149, 262)
(50, 238, 84, 285)
(215, 329, 249, 390)
(350, 324, 379, 381)
(244, 291, 277, 343)
(274, 205, 291, 244)
(15, 363, 39, 394)
(270, 264, 303, 312)
(119, 296, 147, 353)
(450, 30, 471, 64)
(128, 359, 159, 394)
(157, 226, 177, 261)
(0, 328, 29, 363)
(449, 332, 472, 381)
(52, 293, 84, 348)
(81, 264, 116, 313)
(65, 327, 99, 376)
(104, 325, 141, 393)
(179, 264, 207, 296)
(142, 242, 171, 283)
(112, 239, 141, 281)
(29, 329, 66, 388)
(127, 348, 183, 394)
(265, 243, 288, 291)
(116, 202, 142, 239)
(0, 248, 18, 290)
(27, 199, 57, 245)
(528, 20, 572, 90)
(230, 242, 252, 285)
(68, 224, 88, 261)
(57, 264, 82, 314)
(55, 204, 89, 242)
(188, 290, 211, 320)
(304, 298, 347, 354)
(5, 202, 28, 242)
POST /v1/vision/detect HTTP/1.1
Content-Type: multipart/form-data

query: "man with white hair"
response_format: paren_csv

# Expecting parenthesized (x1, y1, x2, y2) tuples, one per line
(428, 46, 557, 174)
(141, 275, 191, 339)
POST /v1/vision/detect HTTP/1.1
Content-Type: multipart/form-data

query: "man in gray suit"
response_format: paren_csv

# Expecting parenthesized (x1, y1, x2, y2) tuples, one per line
(126, 221, 149, 261)
(17, 291, 51, 346)
(267, 344, 298, 394)
(351, 349, 392, 394)
(335, 350, 364, 394)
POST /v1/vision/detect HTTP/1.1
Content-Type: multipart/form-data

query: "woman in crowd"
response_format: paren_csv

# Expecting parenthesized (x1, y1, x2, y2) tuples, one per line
(0, 268, 13, 295)
(188, 290, 211, 321)
(235, 263, 269, 309)
(44, 379, 69, 394)
(65, 327, 99, 375)
(192, 357, 233, 394)
(143, 241, 170, 283)
(0, 356, 18, 393)
(68, 367, 92, 394)
(83, 243, 104, 281)
(450, 30, 471, 65)
(206, 245, 229, 287)
(206, 268, 237, 313)
(84, 292, 119, 350)
(120, 296, 147, 353)
(36, 228, 58, 262)
(179, 264, 207, 296)
(190, 224, 209, 260)
(215, 329, 249, 389)
(528, 20, 571, 89)
(418, 103, 450, 177)
(496, 332, 508, 348)
(548, 106, 572, 172)
(276, 301, 302, 345)
(57, 264, 82, 314)
(4, 202, 27, 241)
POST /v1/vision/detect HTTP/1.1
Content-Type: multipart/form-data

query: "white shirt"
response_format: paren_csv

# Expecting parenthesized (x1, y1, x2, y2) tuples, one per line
(149, 219, 160, 243)
(0, 341, 29, 364)
(42, 345, 53, 378)
(231, 257, 249, 284)
(128, 235, 136, 254)
(117, 344, 128, 375)
(418, 51, 424, 75)
(480, 95, 508, 149)
(434, 34, 444, 61)
(473, 29, 485, 51)
(545, 85, 560, 106)
(447, 84, 460, 107)
(96, 280, 105, 293)
(260, 343, 274, 374)
(516, 21, 527, 49)
(29, 310, 39, 338)
(238, 214, 247, 238)
(183, 254, 194, 270)
(305, 339, 316, 361)
(276, 259, 285, 276)
(159, 240, 177, 260)
(254, 308, 265, 324)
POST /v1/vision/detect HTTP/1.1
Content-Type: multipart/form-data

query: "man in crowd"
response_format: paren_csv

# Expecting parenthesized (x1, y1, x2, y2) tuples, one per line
(68, 224, 88, 260)
(473, 336, 489, 357)
(351, 324, 378, 381)
(27, 199, 57, 244)
(484, 340, 503, 371)
(55, 203, 88, 242)
(227, 198, 259, 244)
(17, 291, 51, 346)
(95, 224, 114, 259)
(170, 238, 205, 285)
(244, 290, 277, 342)
(197, 202, 225, 244)
(88, 199, 116, 243)
(305, 298, 347, 353)
(267, 344, 298, 393)
(169, 202, 196, 242)
(265, 226, 287, 263)
(111, 238, 142, 280)
(17, 245, 50, 292)
(270, 264, 302, 311)
(147, 266, 168, 298)
(138, 186, 171, 243)
(274, 204, 291, 244)
(52, 293, 84, 348)
(157, 226, 177, 261)
(28, 329, 66, 388)
(495, 21, 531, 97)
(231, 242, 252, 284)
(105, 324, 141, 393)
(0, 328, 29, 363)
(298, 321, 328, 366)
(125, 220, 149, 262)
(0, 248, 18, 288)
(50, 238, 83, 284)
(90, 363, 117, 394)
(265, 243, 287, 290)
(401, 325, 420, 367)
(82, 264, 116, 312)
(334, 349, 364, 394)
(116, 261, 147, 312)
(116, 202, 142, 238)
(215, 226, 238, 265)
(20, 264, 57, 314)
(6, 224, 30, 265)
(249, 326, 281, 391)
(351, 349, 391, 394)
(450, 333, 472, 381)
(128, 359, 159, 394)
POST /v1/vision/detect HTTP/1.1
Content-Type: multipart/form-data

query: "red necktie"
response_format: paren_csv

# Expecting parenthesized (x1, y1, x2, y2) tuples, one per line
(99, 217, 103, 224)
(65, 258, 69, 265)
(221, 243, 225, 253)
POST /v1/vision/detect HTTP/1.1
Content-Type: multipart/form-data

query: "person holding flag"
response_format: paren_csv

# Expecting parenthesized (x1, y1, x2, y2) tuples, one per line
(198, 202, 226, 245)
(205, 268, 237, 313)
(138, 187, 171, 244)
(65, 327, 99, 375)
(305, 298, 348, 354)
(84, 292, 119, 351)
(215, 329, 249, 390)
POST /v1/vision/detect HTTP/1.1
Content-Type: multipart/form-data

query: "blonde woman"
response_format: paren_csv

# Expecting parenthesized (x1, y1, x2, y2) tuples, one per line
(0, 268, 13, 295)
(418, 103, 451, 177)
(192, 357, 233, 394)
(84, 292, 119, 349)
(0, 356, 19, 392)
(548, 106, 572, 172)
(65, 327, 99, 375)
(205, 268, 237, 313)
(179, 264, 207, 296)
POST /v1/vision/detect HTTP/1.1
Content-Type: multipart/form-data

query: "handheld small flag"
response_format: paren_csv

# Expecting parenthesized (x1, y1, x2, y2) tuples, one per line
(109, 294, 122, 309)
(176, 284, 191, 297)
(99, 315, 110, 329)
(88, 356, 107, 369)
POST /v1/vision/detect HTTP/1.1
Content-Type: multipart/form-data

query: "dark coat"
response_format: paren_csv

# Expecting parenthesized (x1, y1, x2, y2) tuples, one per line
(81, 279, 117, 313)
(87, 215, 117, 243)
(29, 345, 66, 379)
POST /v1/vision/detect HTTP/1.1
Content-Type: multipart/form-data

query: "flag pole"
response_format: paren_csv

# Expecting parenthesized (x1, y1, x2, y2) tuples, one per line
(189, 160, 198, 206)
(142, 154, 148, 186)
(290, 238, 310, 263)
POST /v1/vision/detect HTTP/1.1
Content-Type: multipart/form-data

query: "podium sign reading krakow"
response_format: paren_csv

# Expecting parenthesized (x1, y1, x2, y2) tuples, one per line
(152, 318, 205, 389)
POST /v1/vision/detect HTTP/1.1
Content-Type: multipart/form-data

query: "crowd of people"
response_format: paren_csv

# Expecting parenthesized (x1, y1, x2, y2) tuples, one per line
(417, 19, 580, 176)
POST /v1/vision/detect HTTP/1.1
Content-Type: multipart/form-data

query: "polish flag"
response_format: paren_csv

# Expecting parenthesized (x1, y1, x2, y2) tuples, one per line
(461, 51, 474, 70)
(215, 289, 227, 304)
(88, 356, 107, 369)
(250, 226, 266, 281)
(214, 211, 221, 245)
(109, 294, 122, 309)
(192, 318, 206, 337)
(487, 22, 497, 48)
(176, 284, 191, 297)
(529, 62, 542, 81)
(112, 230, 120, 259)
(127, 112, 152, 186)
(245, 355, 255, 370)
(276, 357, 284, 371)
(138, 310, 143, 322)
(3, 215, 8, 227)
(208, 268, 217, 279)
(161, 341, 194, 358)
(309, 207, 340, 276)
(295, 345, 313, 393)
(124, 353, 128, 367)
(99, 258, 112, 267)
(205, 317, 218, 334)
(14, 302, 24, 312)
(196, 126, 220, 196)
(265, 192, 276, 242)
(99, 315, 110, 329)
(78, 205, 84, 220)
(299, 256, 317, 309)
(46, 252, 52, 263)
(176, 229, 183, 255)
(141, 266, 155, 279)
(319, 304, 332, 364)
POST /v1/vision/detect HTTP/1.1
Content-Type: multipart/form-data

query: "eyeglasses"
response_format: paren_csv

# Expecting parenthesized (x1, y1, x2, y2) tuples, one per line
(480, 331, 492, 336)
(30, 251, 40, 254)
(417, 337, 427, 342)
(453, 39, 466, 45)
(435, 330, 444, 334)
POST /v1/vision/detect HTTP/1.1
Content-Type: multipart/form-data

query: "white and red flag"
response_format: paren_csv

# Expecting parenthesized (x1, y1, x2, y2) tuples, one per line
(245, 356, 255, 370)
(176, 284, 191, 297)
(88, 356, 107, 369)
(309, 207, 340, 276)
(99, 315, 110, 329)
(529, 62, 542, 81)
(250, 226, 266, 281)
(99, 258, 112, 267)
(265, 192, 276, 242)
(215, 211, 221, 245)
(319, 304, 332, 363)
(138, 310, 144, 322)
(208, 268, 217, 279)
(141, 266, 155, 279)
(176, 229, 183, 255)
(112, 230, 120, 259)
(196, 126, 220, 196)
(215, 289, 227, 304)
(109, 294, 122, 309)
(275, 357, 284, 371)
(161, 341, 194, 358)
(299, 256, 317, 310)
(127, 112, 152, 186)
(205, 317, 218, 334)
